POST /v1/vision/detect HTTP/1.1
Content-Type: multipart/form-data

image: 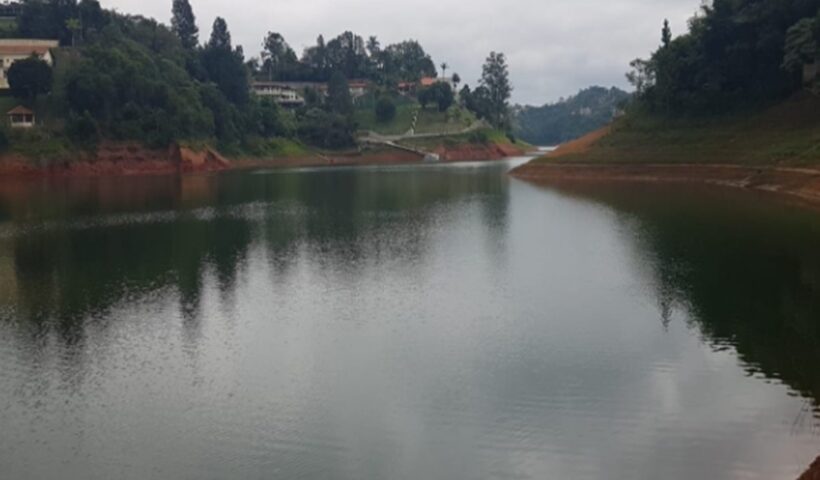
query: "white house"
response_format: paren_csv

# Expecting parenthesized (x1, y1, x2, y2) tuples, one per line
(0, 39, 59, 89)
(7, 105, 35, 128)
(251, 82, 306, 107)
(251, 79, 371, 107)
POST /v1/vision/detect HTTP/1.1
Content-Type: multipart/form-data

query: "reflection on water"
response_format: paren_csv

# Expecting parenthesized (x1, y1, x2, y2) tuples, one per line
(0, 161, 818, 480)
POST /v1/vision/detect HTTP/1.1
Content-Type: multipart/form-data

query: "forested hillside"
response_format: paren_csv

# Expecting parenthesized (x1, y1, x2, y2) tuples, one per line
(628, 0, 820, 113)
(512, 87, 630, 145)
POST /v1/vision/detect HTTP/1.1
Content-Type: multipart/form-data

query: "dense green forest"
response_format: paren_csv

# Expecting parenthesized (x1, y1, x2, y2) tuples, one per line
(0, 0, 514, 157)
(512, 87, 630, 145)
(628, 0, 820, 113)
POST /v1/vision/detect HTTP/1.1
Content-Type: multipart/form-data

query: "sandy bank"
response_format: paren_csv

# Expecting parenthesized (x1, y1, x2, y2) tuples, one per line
(511, 162, 820, 207)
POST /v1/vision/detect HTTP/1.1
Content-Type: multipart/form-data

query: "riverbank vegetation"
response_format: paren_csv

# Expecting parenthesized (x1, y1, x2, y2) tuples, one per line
(0, 0, 517, 165)
(526, 0, 820, 167)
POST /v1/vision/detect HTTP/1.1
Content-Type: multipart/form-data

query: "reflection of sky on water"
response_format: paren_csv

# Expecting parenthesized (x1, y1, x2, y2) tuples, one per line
(0, 162, 818, 479)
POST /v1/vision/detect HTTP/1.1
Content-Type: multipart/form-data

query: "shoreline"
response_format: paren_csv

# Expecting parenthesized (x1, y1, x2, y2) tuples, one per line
(0, 141, 528, 179)
(510, 162, 820, 207)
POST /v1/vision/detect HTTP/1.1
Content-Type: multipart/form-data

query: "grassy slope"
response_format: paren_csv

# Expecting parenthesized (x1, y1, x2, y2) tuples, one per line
(354, 96, 479, 136)
(533, 93, 820, 167)
(399, 128, 531, 151)
(354, 102, 417, 135)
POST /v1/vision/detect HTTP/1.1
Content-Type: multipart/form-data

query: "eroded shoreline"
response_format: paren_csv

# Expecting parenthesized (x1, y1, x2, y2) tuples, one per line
(511, 162, 820, 208)
(0, 141, 527, 179)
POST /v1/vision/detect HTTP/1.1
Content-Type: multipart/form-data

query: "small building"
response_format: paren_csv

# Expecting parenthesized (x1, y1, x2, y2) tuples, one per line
(397, 81, 416, 95)
(251, 81, 306, 108)
(348, 80, 370, 98)
(251, 79, 371, 106)
(0, 39, 59, 89)
(419, 76, 456, 90)
(7, 105, 34, 128)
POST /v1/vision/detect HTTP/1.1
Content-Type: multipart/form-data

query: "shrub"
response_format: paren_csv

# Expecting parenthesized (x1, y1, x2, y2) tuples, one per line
(375, 97, 397, 123)
(66, 111, 100, 146)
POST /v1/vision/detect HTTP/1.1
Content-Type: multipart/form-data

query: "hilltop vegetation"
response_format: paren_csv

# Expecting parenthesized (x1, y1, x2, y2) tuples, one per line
(512, 86, 630, 145)
(527, 0, 820, 168)
(0, 0, 517, 162)
(628, 0, 819, 113)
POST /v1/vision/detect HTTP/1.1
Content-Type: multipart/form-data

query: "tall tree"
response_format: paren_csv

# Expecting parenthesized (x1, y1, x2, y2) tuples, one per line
(78, 0, 106, 38)
(302, 34, 328, 80)
(366, 36, 380, 57)
(207, 17, 231, 49)
(783, 18, 818, 75)
(327, 71, 353, 115)
(262, 32, 296, 80)
(661, 19, 672, 48)
(66, 17, 80, 46)
(201, 17, 248, 104)
(440, 62, 448, 78)
(171, 0, 198, 49)
(480, 51, 512, 128)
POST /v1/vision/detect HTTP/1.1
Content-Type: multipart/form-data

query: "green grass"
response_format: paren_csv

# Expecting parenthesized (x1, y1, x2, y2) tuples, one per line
(233, 137, 309, 158)
(414, 106, 477, 134)
(354, 101, 417, 135)
(399, 128, 530, 150)
(7, 128, 79, 164)
(538, 93, 820, 167)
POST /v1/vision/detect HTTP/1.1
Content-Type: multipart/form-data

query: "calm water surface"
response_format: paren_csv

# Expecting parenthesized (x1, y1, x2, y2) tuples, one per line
(0, 158, 819, 479)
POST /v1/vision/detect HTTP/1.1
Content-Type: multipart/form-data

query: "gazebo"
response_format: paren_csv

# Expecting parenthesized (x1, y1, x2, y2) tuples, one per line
(7, 106, 34, 128)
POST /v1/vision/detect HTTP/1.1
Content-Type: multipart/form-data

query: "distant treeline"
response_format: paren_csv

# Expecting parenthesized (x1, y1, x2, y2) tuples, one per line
(629, 0, 820, 113)
(512, 87, 630, 145)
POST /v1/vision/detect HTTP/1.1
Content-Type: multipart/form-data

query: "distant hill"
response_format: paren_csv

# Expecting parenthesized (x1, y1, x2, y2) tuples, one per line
(513, 86, 630, 145)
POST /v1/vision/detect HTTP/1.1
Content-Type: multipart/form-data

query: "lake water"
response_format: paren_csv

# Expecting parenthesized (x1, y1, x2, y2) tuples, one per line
(0, 158, 819, 479)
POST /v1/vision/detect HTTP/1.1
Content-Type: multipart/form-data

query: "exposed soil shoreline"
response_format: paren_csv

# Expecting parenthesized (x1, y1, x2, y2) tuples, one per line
(798, 456, 820, 480)
(511, 162, 820, 207)
(0, 141, 527, 179)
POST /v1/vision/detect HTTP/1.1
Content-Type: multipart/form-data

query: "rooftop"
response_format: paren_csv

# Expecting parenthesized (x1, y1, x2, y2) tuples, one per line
(7, 105, 33, 115)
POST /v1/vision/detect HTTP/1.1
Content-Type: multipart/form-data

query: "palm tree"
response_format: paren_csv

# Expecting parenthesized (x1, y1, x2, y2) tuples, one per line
(440, 62, 448, 80)
(66, 18, 81, 47)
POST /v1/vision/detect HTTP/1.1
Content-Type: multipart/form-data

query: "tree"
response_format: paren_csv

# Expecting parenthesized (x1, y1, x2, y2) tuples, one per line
(302, 34, 328, 80)
(626, 58, 655, 96)
(783, 18, 817, 74)
(440, 61, 448, 78)
(171, 0, 198, 49)
(262, 32, 297, 80)
(66, 18, 81, 47)
(662, 19, 672, 48)
(465, 85, 492, 120)
(452, 73, 461, 91)
(7, 56, 53, 101)
(207, 17, 230, 49)
(297, 108, 355, 148)
(327, 71, 353, 115)
(201, 17, 249, 104)
(79, 0, 106, 38)
(419, 83, 454, 112)
(375, 96, 396, 123)
(366, 36, 380, 57)
(480, 51, 511, 128)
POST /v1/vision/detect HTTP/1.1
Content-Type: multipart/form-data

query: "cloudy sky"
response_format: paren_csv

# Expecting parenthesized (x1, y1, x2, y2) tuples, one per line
(105, 0, 701, 105)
